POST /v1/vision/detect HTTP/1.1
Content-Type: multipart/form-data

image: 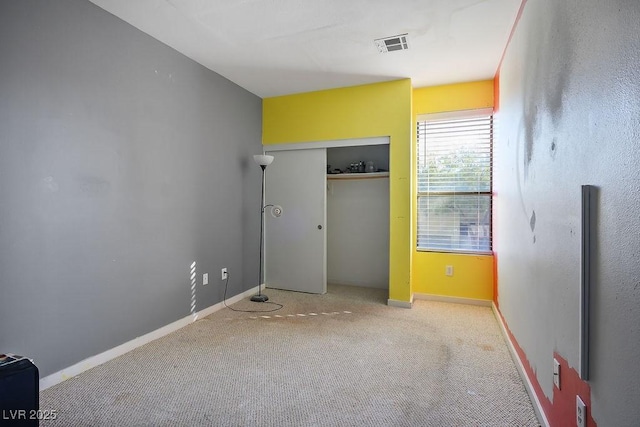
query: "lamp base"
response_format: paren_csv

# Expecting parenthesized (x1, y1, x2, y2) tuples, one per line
(250, 294, 269, 303)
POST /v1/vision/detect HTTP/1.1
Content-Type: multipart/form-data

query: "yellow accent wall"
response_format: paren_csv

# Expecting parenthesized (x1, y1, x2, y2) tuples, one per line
(413, 80, 494, 114)
(412, 252, 494, 300)
(263, 79, 413, 303)
(412, 80, 495, 300)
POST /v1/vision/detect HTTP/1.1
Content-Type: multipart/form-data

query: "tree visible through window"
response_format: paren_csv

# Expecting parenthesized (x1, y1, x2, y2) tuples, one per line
(417, 109, 493, 253)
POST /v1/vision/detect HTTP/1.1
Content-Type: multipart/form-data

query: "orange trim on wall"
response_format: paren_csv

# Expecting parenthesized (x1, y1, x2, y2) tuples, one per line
(492, 252, 499, 306)
(495, 0, 529, 78)
(493, 0, 527, 114)
(492, 188, 499, 305)
(493, 70, 501, 113)
(495, 308, 597, 426)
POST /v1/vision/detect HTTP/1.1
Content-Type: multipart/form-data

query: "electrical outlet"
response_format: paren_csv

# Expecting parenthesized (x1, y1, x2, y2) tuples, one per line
(221, 268, 228, 280)
(445, 265, 454, 276)
(203, 273, 208, 286)
(553, 358, 561, 389)
(576, 396, 586, 427)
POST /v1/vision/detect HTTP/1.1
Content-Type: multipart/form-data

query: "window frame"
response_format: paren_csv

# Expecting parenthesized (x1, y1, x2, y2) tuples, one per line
(416, 108, 494, 255)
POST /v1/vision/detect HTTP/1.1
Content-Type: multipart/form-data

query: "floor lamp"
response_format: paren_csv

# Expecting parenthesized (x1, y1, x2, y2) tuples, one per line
(251, 154, 274, 303)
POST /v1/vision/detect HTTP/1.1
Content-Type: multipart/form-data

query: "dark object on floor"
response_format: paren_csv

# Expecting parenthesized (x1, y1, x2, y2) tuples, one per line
(0, 354, 39, 426)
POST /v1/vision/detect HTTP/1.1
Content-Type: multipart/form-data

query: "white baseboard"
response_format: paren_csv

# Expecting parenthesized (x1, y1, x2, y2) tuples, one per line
(413, 293, 492, 307)
(387, 296, 413, 308)
(492, 302, 549, 427)
(39, 286, 259, 391)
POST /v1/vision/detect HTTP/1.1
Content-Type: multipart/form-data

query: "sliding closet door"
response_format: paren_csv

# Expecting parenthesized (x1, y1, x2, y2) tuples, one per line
(264, 148, 326, 294)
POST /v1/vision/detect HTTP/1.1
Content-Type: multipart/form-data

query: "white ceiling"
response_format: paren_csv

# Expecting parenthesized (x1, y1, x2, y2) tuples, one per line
(89, 0, 521, 98)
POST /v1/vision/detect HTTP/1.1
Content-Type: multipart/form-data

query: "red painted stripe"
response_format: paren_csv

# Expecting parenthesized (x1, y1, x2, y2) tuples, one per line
(493, 3, 596, 423)
(495, 0, 529, 79)
(493, 69, 500, 117)
(493, 0, 527, 112)
(492, 250, 499, 306)
(494, 307, 597, 426)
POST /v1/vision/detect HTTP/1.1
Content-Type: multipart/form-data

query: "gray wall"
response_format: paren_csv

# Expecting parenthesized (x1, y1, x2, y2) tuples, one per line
(495, 0, 640, 424)
(0, 0, 262, 377)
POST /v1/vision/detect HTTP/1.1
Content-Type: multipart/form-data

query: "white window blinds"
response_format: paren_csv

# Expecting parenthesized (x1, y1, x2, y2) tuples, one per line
(417, 109, 493, 253)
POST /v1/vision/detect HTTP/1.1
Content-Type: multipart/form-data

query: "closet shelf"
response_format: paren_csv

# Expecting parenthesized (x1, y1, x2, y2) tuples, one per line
(327, 172, 389, 180)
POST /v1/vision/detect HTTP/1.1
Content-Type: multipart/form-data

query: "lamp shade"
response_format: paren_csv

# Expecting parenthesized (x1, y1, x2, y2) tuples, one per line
(253, 154, 274, 166)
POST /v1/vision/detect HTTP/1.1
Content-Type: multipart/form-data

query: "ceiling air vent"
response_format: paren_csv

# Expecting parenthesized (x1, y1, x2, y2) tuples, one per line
(374, 34, 409, 53)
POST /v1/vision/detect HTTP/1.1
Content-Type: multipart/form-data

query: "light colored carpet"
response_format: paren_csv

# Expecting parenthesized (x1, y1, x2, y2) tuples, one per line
(40, 285, 540, 426)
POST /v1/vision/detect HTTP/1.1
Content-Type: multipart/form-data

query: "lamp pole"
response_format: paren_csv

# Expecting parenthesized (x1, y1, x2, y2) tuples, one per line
(251, 155, 274, 303)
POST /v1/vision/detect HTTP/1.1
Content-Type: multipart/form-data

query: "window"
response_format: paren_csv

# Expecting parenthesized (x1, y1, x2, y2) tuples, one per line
(417, 109, 493, 253)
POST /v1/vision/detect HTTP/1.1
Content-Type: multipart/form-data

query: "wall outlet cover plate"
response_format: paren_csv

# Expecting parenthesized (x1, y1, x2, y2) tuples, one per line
(576, 395, 586, 427)
(553, 358, 561, 389)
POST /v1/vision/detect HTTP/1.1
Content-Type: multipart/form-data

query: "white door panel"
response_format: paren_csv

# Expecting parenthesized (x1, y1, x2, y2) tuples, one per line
(264, 148, 326, 294)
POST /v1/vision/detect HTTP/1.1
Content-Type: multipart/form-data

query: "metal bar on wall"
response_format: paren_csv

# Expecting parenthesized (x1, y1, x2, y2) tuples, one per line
(580, 185, 596, 380)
